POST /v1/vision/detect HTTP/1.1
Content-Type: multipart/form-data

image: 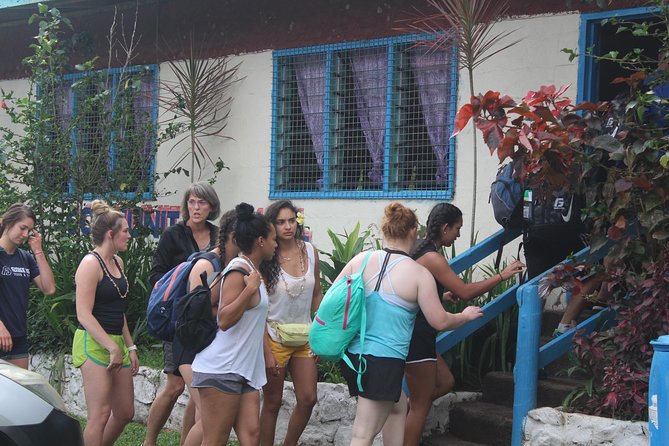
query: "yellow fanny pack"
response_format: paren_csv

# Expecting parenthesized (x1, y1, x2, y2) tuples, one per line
(270, 322, 310, 347)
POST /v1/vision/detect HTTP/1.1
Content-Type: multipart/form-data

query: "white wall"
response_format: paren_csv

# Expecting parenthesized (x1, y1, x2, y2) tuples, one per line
(195, 12, 583, 257)
(0, 12, 582, 260)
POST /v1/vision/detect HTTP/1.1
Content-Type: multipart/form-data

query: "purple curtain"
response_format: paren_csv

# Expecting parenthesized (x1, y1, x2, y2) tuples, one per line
(295, 54, 326, 184)
(350, 47, 387, 184)
(411, 48, 452, 182)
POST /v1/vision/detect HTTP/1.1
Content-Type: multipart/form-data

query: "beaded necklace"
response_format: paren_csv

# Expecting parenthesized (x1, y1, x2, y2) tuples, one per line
(91, 251, 128, 299)
(279, 240, 306, 299)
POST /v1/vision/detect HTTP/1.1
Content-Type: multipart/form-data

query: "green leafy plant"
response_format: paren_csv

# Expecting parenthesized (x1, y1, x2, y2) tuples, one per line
(1, 6, 174, 367)
(318, 222, 372, 293)
(443, 254, 518, 389)
(451, 0, 669, 418)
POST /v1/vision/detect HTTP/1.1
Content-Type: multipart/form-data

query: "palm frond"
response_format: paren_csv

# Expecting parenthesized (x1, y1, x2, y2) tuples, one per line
(159, 32, 243, 181)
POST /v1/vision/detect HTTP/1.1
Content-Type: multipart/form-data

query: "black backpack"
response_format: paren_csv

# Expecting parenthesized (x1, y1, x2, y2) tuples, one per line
(523, 187, 584, 238)
(175, 266, 249, 353)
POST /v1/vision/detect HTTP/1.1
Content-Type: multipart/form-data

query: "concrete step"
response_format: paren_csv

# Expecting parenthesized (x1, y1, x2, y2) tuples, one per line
(422, 432, 487, 446)
(482, 371, 584, 408)
(448, 401, 514, 446)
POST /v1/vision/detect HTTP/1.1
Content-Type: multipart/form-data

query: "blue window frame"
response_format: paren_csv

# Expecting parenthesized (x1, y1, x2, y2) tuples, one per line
(270, 35, 458, 200)
(42, 64, 158, 200)
(578, 6, 661, 103)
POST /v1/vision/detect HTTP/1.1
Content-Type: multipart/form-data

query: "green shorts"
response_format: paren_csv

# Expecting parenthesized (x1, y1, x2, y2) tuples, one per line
(72, 329, 130, 368)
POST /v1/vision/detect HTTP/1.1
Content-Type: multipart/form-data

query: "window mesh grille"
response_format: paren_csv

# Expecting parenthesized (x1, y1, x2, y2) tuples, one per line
(39, 65, 158, 198)
(272, 37, 456, 199)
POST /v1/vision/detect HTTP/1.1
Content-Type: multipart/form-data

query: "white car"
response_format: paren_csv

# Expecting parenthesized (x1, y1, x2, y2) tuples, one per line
(0, 360, 83, 446)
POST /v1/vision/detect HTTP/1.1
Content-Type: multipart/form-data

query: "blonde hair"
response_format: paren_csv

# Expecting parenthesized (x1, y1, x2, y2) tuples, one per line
(381, 202, 418, 240)
(90, 200, 125, 246)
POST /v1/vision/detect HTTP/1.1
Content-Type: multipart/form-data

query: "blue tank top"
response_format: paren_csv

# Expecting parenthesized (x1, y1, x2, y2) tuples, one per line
(347, 252, 418, 359)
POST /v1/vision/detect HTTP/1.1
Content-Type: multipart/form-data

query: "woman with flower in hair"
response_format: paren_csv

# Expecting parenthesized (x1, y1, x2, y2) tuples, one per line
(73, 200, 138, 446)
(0, 203, 55, 369)
(259, 200, 322, 446)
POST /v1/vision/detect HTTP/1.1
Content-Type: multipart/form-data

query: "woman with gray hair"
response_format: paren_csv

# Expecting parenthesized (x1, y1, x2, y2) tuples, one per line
(143, 181, 220, 446)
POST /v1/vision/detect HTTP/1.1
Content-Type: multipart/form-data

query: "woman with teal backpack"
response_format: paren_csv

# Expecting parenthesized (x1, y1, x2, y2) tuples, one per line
(334, 202, 483, 446)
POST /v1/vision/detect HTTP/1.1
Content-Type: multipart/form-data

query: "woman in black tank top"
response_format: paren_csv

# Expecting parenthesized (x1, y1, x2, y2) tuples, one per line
(73, 200, 138, 446)
(403, 203, 525, 446)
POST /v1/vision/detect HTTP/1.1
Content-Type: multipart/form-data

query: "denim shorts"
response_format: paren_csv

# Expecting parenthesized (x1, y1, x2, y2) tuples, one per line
(0, 336, 29, 360)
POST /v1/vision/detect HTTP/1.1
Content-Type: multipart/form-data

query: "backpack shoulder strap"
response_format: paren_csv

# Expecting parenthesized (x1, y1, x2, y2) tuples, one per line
(358, 250, 374, 274)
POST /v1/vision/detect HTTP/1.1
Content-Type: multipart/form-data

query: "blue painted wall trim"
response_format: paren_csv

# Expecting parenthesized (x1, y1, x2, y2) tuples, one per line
(577, 5, 661, 104)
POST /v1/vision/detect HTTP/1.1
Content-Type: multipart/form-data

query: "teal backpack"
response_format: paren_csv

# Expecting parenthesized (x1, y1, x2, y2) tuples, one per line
(309, 251, 373, 391)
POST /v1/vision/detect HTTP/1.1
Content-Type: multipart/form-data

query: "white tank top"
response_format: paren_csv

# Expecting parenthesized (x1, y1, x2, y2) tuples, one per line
(192, 257, 269, 389)
(266, 242, 316, 343)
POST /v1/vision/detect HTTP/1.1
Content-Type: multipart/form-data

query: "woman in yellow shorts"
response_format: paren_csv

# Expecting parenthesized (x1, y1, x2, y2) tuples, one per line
(72, 200, 139, 446)
(259, 200, 323, 446)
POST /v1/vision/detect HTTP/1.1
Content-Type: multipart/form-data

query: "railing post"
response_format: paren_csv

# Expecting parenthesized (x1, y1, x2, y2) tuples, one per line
(511, 283, 541, 446)
(649, 335, 669, 445)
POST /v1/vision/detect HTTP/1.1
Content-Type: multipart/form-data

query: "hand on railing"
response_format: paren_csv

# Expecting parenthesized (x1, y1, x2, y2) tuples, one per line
(461, 305, 484, 322)
(500, 260, 526, 281)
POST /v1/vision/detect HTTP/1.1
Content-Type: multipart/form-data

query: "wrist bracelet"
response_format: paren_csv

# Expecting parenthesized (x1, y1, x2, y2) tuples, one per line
(127, 345, 137, 352)
(498, 272, 504, 282)
(33, 251, 43, 256)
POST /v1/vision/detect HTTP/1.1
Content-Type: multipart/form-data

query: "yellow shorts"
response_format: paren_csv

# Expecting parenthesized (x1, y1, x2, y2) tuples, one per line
(72, 329, 130, 368)
(268, 337, 313, 368)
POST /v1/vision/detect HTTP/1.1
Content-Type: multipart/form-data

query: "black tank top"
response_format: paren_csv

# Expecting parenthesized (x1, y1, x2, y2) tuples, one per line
(412, 240, 445, 322)
(78, 252, 128, 335)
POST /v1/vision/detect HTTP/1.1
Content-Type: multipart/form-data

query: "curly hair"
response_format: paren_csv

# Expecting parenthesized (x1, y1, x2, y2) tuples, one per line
(413, 203, 462, 256)
(234, 203, 271, 254)
(260, 200, 304, 294)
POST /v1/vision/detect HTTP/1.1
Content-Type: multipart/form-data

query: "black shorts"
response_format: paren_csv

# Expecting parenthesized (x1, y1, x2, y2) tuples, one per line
(171, 336, 196, 377)
(406, 316, 437, 363)
(340, 352, 405, 402)
(524, 234, 586, 279)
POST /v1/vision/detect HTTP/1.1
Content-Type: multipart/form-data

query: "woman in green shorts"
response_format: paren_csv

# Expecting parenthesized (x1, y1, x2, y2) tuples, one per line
(72, 200, 139, 446)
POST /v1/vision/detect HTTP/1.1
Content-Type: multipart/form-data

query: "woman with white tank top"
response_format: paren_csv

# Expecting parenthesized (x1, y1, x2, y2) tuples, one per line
(191, 203, 277, 446)
(259, 200, 323, 446)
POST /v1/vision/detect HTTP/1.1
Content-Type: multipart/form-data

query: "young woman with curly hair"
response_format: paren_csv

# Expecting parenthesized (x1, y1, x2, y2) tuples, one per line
(191, 203, 277, 446)
(259, 200, 322, 446)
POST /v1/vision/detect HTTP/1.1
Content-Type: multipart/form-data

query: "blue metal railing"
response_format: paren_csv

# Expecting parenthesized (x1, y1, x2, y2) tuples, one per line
(436, 227, 521, 354)
(432, 228, 615, 446)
